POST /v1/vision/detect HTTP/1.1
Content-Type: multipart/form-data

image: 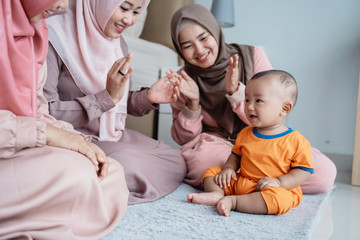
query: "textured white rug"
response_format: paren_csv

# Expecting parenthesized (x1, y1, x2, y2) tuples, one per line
(103, 183, 334, 240)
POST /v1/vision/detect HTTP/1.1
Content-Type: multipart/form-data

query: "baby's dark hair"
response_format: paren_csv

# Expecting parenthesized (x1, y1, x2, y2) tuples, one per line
(251, 69, 298, 106)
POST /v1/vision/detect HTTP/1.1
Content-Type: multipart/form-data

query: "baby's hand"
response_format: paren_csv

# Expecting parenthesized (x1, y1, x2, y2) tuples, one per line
(215, 167, 237, 189)
(256, 177, 281, 191)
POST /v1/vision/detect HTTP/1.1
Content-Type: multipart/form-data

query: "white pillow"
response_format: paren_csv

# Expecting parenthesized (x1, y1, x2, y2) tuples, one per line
(123, 9, 148, 38)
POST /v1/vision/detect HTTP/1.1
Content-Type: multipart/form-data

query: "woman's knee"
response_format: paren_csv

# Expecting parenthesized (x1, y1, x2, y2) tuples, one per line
(301, 149, 337, 194)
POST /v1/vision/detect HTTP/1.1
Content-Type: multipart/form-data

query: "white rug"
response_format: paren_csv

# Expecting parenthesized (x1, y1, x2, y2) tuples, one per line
(103, 183, 334, 240)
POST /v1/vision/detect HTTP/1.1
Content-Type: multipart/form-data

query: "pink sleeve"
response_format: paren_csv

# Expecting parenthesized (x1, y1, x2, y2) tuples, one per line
(0, 110, 46, 159)
(170, 95, 203, 145)
(253, 47, 273, 74)
(127, 88, 157, 116)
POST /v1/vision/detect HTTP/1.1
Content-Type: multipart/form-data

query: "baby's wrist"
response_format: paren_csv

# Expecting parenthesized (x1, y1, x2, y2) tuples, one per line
(223, 166, 235, 172)
(275, 177, 281, 187)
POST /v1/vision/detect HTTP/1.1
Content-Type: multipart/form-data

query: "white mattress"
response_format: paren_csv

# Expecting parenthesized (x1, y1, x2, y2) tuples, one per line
(123, 34, 179, 91)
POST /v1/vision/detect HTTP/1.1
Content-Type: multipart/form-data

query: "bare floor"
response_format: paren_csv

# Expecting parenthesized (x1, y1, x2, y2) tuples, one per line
(313, 154, 360, 240)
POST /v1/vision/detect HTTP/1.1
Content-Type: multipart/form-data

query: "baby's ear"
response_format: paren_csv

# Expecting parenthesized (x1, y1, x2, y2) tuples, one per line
(282, 102, 293, 115)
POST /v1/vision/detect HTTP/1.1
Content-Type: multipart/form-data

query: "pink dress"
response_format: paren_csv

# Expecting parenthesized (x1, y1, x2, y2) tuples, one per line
(171, 48, 337, 194)
(0, 64, 129, 240)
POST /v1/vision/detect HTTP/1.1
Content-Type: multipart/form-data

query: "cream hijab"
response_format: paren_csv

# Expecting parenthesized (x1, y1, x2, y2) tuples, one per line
(46, 0, 149, 141)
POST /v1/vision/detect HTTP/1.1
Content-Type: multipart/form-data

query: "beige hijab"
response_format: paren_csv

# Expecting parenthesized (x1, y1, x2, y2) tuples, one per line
(46, 0, 149, 141)
(171, 4, 254, 140)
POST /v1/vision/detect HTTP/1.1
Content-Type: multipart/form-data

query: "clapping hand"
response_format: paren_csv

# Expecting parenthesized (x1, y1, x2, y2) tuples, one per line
(167, 69, 200, 111)
(225, 54, 240, 95)
(106, 53, 134, 104)
(148, 70, 180, 104)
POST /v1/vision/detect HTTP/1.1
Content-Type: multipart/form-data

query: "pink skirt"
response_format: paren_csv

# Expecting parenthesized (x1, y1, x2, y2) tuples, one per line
(0, 146, 128, 240)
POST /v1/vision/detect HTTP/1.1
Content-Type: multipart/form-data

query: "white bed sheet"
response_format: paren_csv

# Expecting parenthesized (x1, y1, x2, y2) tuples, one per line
(123, 34, 179, 91)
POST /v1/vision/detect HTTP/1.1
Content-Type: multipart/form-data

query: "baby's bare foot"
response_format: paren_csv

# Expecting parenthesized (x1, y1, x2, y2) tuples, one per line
(217, 196, 235, 217)
(187, 192, 223, 206)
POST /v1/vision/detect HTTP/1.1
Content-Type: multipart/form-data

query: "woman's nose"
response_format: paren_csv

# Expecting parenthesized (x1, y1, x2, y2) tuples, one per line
(60, 0, 69, 9)
(122, 13, 134, 26)
(193, 42, 204, 54)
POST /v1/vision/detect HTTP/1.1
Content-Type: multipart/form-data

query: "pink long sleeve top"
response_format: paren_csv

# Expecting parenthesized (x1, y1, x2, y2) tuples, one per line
(0, 63, 75, 158)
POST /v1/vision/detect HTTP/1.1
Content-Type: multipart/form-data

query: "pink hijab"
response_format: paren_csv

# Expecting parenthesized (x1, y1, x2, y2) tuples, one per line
(0, 0, 57, 117)
(46, 0, 150, 141)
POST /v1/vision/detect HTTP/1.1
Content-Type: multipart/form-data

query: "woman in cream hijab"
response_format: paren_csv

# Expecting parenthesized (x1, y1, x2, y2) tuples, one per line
(0, 0, 129, 239)
(45, 0, 186, 204)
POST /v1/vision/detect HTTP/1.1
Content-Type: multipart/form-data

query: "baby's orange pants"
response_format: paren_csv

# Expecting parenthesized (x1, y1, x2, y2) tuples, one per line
(203, 166, 302, 215)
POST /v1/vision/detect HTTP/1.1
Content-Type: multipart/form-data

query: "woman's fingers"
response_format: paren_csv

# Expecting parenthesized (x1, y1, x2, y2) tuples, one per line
(179, 69, 191, 81)
(118, 53, 133, 75)
(78, 142, 100, 170)
(80, 141, 110, 180)
(123, 67, 133, 81)
(92, 144, 109, 180)
(46, 125, 110, 180)
(109, 53, 133, 77)
(106, 54, 134, 104)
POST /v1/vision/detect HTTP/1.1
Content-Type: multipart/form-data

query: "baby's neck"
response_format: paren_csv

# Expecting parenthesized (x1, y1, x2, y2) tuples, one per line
(255, 125, 289, 136)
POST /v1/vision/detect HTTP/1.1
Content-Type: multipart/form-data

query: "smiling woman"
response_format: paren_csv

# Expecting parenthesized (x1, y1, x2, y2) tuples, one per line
(0, 0, 129, 239)
(44, 0, 187, 205)
(104, 0, 143, 37)
(178, 23, 219, 69)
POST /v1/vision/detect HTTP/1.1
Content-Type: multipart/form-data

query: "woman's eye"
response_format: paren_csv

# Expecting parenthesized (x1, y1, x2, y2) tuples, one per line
(120, 6, 128, 12)
(245, 99, 249, 103)
(200, 35, 209, 41)
(256, 99, 262, 103)
(182, 45, 192, 49)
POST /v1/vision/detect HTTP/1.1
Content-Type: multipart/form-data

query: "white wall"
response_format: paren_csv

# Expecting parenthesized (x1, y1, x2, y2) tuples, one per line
(195, 0, 360, 155)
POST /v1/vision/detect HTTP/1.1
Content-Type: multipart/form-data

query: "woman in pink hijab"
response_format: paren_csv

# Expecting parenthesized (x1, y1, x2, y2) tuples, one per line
(44, 0, 187, 204)
(0, 0, 129, 239)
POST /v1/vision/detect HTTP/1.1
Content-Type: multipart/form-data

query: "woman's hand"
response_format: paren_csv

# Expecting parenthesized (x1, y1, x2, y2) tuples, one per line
(174, 69, 200, 111)
(225, 54, 240, 95)
(148, 72, 180, 104)
(46, 124, 109, 180)
(106, 53, 134, 104)
(215, 167, 237, 189)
